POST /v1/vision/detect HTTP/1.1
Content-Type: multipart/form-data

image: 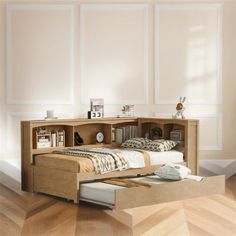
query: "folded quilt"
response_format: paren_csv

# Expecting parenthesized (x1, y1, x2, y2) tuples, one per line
(53, 148, 128, 174)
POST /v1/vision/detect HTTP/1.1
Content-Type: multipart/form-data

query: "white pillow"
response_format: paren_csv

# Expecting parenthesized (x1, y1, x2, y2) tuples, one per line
(154, 164, 191, 180)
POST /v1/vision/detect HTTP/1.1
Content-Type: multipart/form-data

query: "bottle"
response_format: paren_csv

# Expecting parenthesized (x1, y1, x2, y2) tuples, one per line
(112, 128, 115, 142)
(51, 130, 57, 147)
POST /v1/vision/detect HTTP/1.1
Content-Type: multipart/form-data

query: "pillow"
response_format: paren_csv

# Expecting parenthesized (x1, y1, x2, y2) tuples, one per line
(154, 164, 191, 180)
(121, 137, 151, 149)
(142, 139, 177, 152)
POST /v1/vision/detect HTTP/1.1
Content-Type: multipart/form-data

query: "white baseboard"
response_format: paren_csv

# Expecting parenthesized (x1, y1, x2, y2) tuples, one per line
(199, 159, 236, 179)
(0, 160, 21, 182)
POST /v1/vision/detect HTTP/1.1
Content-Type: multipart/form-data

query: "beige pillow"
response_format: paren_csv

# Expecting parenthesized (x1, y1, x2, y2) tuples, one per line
(142, 139, 177, 152)
(121, 138, 151, 149)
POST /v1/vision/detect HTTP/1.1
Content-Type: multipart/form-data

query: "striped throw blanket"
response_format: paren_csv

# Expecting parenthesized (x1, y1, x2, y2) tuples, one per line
(53, 148, 128, 174)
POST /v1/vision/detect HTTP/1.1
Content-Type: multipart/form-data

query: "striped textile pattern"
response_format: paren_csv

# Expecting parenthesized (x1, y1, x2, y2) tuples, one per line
(53, 148, 128, 174)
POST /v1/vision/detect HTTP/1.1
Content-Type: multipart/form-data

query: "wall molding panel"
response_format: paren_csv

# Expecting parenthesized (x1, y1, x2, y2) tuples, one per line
(155, 4, 222, 105)
(155, 113, 222, 151)
(6, 4, 75, 104)
(80, 4, 149, 105)
(6, 112, 74, 168)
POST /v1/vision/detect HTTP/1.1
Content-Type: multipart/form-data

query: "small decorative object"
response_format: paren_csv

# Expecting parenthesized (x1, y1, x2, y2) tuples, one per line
(90, 98, 104, 116)
(35, 128, 51, 148)
(74, 132, 84, 145)
(45, 110, 57, 120)
(151, 127, 163, 139)
(51, 130, 57, 147)
(170, 130, 184, 141)
(57, 130, 65, 147)
(88, 111, 102, 119)
(96, 131, 104, 143)
(172, 97, 186, 119)
(121, 105, 134, 117)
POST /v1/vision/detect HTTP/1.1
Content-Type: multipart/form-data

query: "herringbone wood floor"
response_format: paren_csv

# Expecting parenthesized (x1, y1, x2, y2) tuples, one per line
(0, 170, 235, 236)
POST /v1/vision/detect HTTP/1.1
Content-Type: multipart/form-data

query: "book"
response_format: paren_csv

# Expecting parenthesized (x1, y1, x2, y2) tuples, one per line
(115, 125, 138, 144)
(115, 128, 123, 144)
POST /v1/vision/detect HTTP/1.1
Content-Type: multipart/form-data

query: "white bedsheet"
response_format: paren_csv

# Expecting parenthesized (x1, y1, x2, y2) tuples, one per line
(92, 148, 146, 169)
(91, 148, 183, 169)
(146, 150, 184, 165)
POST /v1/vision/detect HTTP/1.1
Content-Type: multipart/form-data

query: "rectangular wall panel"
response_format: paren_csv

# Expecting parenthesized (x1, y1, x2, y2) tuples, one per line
(80, 4, 148, 104)
(6, 112, 74, 169)
(155, 4, 222, 105)
(7, 4, 74, 104)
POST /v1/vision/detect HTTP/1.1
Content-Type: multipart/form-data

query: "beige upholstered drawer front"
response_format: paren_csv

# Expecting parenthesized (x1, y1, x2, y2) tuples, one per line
(79, 175, 225, 209)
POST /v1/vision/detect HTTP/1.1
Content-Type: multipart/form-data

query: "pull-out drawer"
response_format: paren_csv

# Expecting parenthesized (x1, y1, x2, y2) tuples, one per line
(80, 175, 225, 209)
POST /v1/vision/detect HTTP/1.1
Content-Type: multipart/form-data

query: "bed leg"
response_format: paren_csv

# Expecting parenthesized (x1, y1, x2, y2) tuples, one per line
(73, 190, 79, 204)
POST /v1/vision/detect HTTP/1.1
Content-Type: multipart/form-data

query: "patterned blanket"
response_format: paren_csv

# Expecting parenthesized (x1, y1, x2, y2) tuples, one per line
(53, 148, 128, 174)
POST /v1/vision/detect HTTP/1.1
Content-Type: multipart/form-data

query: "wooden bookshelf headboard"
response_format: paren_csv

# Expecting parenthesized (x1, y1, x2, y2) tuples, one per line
(21, 117, 199, 192)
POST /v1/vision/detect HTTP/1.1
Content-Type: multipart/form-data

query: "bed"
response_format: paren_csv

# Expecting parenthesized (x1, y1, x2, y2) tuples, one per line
(21, 117, 199, 205)
(33, 147, 185, 203)
(35, 148, 184, 174)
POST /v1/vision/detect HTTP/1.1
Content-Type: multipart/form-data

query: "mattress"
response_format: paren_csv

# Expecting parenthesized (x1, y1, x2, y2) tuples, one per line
(35, 149, 184, 173)
(80, 176, 181, 206)
(80, 182, 124, 205)
(146, 150, 184, 165)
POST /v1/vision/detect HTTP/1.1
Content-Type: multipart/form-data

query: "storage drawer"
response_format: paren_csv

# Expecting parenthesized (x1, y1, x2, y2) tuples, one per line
(80, 175, 225, 210)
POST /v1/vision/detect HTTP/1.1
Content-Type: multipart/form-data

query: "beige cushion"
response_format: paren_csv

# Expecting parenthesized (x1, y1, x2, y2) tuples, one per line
(142, 139, 177, 152)
(121, 138, 151, 149)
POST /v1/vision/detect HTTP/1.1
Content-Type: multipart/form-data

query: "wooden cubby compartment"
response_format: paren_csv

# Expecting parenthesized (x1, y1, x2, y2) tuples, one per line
(163, 124, 185, 140)
(112, 121, 138, 144)
(74, 123, 112, 146)
(33, 125, 74, 149)
(141, 123, 185, 141)
(141, 122, 164, 139)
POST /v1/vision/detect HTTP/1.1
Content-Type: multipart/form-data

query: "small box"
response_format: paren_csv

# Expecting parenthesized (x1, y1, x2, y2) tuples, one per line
(36, 133, 51, 148)
(37, 142, 51, 148)
(170, 130, 184, 141)
(34, 129, 51, 149)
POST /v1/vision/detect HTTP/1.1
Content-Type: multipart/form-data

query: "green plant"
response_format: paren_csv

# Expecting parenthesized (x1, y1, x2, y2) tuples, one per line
(152, 127, 162, 137)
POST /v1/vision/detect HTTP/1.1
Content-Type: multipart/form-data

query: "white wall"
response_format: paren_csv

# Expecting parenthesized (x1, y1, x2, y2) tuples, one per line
(0, 0, 235, 169)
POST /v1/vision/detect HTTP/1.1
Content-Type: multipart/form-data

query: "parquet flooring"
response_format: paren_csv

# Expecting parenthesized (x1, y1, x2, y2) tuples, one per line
(0, 170, 235, 236)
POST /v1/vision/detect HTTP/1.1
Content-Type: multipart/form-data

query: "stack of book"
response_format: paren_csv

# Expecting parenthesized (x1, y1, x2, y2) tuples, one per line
(114, 126, 138, 144)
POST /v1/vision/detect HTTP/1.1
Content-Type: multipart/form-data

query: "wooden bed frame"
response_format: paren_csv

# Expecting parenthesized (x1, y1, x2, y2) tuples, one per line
(21, 117, 199, 203)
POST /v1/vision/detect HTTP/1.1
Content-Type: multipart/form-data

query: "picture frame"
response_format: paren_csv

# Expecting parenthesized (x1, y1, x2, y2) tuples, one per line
(90, 98, 104, 117)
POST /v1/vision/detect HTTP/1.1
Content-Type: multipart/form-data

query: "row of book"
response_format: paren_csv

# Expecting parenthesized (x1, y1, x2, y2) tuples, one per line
(113, 126, 138, 144)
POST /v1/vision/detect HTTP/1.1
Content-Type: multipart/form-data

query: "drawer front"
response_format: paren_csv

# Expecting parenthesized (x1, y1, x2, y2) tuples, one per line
(80, 175, 225, 209)
(115, 175, 225, 209)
